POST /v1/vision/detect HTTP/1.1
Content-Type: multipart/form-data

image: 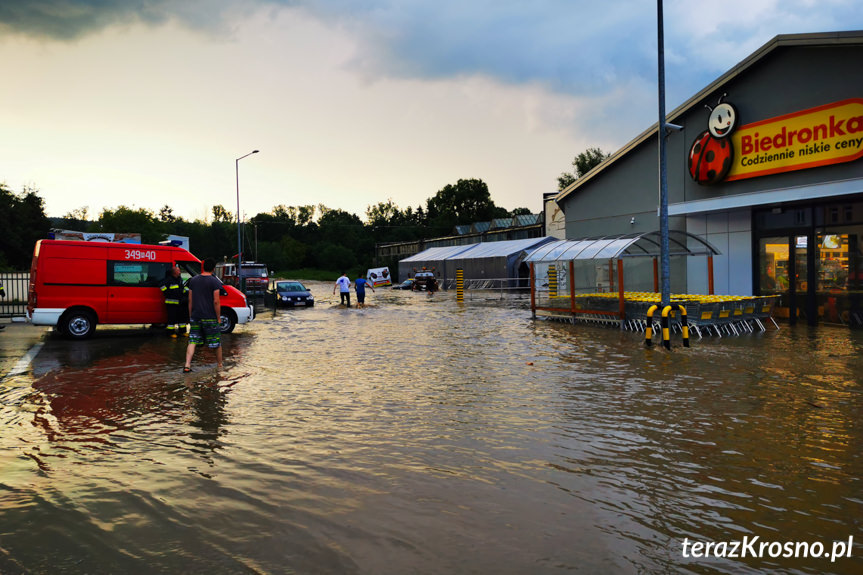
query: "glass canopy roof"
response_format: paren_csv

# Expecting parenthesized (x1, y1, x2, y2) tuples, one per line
(524, 231, 720, 262)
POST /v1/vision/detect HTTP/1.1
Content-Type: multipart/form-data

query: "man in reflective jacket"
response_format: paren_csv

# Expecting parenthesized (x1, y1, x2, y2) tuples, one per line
(160, 264, 189, 336)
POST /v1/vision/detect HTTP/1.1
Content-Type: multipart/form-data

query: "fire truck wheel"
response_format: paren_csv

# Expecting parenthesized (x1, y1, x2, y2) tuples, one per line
(219, 310, 237, 334)
(62, 309, 97, 339)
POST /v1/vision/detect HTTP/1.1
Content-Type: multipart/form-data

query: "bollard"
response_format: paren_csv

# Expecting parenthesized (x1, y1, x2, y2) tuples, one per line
(661, 304, 690, 349)
(456, 268, 464, 303)
(679, 305, 690, 347)
(645, 304, 659, 346)
(661, 306, 672, 350)
(549, 265, 558, 298)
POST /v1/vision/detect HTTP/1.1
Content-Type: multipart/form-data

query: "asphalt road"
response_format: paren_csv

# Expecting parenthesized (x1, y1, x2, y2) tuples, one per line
(0, 321, 51, 378)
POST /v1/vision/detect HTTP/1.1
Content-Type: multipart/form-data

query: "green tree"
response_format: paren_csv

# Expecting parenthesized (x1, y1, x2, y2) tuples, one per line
(314, 242, 356, 271)
(95, 206, 164, 244)
(278, 236, 309, 269)
(366, 199, 401, 228)
(212, 205, 233, 223)
(62, 206, 89, 221)
(0, 184, 51, 269)
(159, 205, 176, 223)
(58, 206, 92, 232)
(557, 172, 577, 191)
(425, 178, 509, 234)
(558, 147, 611, 191)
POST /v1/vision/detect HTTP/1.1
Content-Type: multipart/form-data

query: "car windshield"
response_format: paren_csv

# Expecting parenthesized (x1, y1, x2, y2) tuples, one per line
(243, 266, 267, 277)
(277, 282, 306, 292)
(177, 261, 201, 280)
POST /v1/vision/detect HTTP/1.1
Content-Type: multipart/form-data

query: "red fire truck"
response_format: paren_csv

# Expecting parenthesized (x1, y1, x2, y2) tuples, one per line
(214, 262, 269, 295)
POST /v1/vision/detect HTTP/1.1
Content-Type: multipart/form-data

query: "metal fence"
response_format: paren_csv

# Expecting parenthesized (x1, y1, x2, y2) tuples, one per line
(440, 277, 531, 300)
(0, 272, 30, 319)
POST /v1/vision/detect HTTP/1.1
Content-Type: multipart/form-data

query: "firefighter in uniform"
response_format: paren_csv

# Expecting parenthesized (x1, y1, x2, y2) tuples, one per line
(0, 280, 5, 331)
(160, 264, 189, 337)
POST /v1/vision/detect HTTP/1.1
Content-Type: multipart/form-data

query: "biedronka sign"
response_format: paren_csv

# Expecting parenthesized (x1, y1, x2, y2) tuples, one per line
(726, 98, 863, 181)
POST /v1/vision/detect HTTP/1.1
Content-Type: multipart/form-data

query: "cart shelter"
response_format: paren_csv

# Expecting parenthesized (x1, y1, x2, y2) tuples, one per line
(525, 231, 721, 322)
(441, 237, 555, 288)
(400, 237, 554, 287)
(398, 244, 475, 283)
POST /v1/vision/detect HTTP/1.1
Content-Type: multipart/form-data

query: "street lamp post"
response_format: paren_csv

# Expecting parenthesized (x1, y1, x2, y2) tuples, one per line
(656, 0, 670, 307)
(235, 149, 259, 285)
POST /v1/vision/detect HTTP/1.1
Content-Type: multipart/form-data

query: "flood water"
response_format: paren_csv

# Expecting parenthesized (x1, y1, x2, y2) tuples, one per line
(1, 281, 862, 574)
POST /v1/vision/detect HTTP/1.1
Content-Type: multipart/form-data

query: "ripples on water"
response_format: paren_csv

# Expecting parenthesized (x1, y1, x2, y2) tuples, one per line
(1, 282, 862, 574)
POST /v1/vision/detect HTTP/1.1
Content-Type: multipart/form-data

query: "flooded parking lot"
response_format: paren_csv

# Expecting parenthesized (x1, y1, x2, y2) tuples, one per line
(1, 281, 862, 574)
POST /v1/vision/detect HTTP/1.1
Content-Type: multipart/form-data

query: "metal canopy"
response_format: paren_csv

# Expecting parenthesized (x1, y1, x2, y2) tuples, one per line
(524, 231, 719, 263)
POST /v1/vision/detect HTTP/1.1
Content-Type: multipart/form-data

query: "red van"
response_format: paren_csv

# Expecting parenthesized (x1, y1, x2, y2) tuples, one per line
(27, 240, 255, 339)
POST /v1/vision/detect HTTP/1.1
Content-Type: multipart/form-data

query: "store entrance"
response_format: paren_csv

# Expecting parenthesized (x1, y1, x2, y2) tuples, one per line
(755, 200, 863, 327)
(758, 235, 814, 324)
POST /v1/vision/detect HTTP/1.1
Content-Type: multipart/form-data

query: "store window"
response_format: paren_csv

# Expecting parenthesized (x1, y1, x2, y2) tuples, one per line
(815, 227, 863, 325)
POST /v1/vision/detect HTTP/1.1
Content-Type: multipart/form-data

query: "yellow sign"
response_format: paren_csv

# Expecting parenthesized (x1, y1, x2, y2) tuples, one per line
(726, 98, 863, 181)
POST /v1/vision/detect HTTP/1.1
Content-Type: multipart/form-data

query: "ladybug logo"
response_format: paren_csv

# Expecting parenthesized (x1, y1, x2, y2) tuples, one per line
(688, 94, 738, 185)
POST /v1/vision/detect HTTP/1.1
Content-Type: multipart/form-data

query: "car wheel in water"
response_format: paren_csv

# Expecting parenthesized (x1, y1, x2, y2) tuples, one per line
(62, 310, 96, 339)
(220, 310, 237, 334)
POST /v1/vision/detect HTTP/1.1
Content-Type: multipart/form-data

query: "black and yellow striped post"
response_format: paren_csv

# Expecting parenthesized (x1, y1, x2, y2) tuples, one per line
(660, 304, 690, 350)
(661, 306, 673, 350)
(456, 268, 464, 303)
(548, 265, 558, 298)
(679, 305, 690, 347)
(645, 304, 659, 346)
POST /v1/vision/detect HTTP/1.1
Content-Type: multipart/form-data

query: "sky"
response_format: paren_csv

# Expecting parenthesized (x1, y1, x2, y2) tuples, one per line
(1, 0, 862, 223)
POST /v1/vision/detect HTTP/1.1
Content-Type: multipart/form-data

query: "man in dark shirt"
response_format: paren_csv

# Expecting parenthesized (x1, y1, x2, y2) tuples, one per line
(184, 258, 223, 372)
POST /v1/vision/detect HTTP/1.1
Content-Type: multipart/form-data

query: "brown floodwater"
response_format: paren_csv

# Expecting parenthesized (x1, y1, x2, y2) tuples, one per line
(1, 281, 861, 574)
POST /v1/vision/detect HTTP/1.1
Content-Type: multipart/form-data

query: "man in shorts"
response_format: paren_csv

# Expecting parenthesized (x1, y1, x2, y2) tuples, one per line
(184, 258, 223, 372)
(353, 275, 375, 308)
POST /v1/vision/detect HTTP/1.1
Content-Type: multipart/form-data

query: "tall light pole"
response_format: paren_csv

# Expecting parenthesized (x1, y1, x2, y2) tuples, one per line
(235, 149, 259, 276)
(656, 0, 670, 307)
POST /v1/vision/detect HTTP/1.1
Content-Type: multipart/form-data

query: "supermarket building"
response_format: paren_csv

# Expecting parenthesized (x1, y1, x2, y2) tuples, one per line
(552, 31, 863, 326)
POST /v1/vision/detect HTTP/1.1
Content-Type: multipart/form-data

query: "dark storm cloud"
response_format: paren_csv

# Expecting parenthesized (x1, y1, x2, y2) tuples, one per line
(0, 0, 247, 40)
(0, 0, 171, 40)
(4, 0, 862, 105)
(0, 0, 660, 94)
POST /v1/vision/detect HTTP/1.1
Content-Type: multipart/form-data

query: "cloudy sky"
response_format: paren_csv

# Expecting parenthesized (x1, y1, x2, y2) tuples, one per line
(1, 1, 861, 222)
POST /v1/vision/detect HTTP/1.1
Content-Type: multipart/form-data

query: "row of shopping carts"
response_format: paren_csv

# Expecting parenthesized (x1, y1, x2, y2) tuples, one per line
(559, 292, 780, 337)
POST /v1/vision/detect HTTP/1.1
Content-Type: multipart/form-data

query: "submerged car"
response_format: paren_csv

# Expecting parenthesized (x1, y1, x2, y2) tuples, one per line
(411, 271, 437, 291)
(274, 280, 314, 307)
(392, 279, 415, 290)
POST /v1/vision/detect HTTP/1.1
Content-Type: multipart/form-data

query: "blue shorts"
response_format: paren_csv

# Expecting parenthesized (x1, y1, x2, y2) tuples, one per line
(189, 318, 221, 348)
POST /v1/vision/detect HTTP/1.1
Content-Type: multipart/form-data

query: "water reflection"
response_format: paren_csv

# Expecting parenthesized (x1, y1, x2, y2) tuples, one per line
(0, 283, 861, 574)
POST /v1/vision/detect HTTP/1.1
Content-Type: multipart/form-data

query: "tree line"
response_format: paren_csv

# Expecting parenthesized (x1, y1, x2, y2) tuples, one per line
(0, 178, 529, 273)
(2, 147, 609, 272)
